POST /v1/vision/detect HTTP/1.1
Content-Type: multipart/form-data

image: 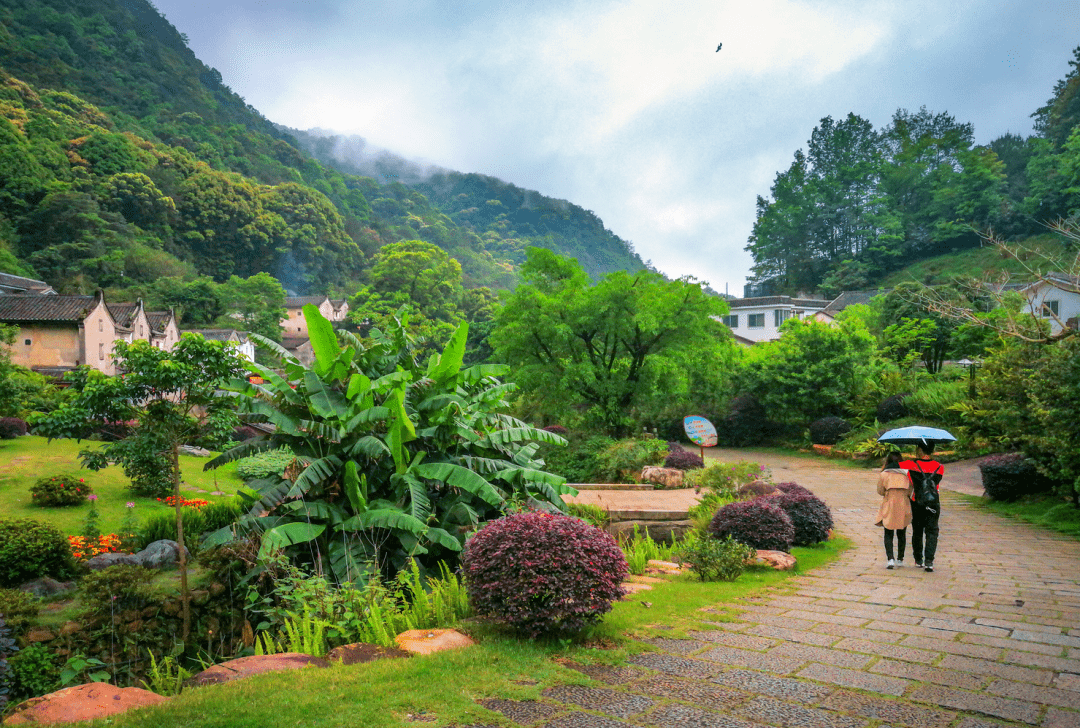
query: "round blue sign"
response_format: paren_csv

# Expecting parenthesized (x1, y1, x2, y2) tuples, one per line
(683, 415, 717, 447)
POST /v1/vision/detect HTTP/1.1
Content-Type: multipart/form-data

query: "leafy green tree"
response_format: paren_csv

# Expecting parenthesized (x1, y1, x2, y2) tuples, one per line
(1032, 45, 1080, 149)
(220, 272, 286, 343)
(148, 276, 224, 325)
(736, 317, 876, 425)
(33, 336, 244, 642)
(492, 248, 728, 434)
(204, 305, 569, 584)
(879, 283, 960, 374)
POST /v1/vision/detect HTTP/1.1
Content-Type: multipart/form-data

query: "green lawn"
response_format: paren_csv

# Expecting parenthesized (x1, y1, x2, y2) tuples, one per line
(0, 436, 243, 537)
(91, 537, 850, 728)
(959, 493, 1080, 540)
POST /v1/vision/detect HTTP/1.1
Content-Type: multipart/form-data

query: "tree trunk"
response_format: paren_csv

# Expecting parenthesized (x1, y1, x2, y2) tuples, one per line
(172, 443, 191, 643)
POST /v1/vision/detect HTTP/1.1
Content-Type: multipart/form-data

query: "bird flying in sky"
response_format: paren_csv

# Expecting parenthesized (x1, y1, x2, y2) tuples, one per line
(716, 43, 722, 52)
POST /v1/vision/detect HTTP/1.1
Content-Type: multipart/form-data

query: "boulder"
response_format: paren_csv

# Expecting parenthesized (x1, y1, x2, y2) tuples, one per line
(640, 466, 685, 489)
(185, 653, 329, 687)
(737, 480, 778, 499)
(394, 629, 475, 655)
(18, 576, 77, 598)
(129, 540, 189, 569)
(85, 552, 138, 570)
(811, 444, 833, 456)
(326, 642, 410, 665)
(179, 445, 212, 457)
(749, 549, 797, 570)
(23, 628, 56, 643)
(5, 683, 167, 725)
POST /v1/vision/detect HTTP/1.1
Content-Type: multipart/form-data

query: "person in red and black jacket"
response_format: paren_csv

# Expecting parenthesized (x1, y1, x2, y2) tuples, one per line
(900, 444, 944, 572)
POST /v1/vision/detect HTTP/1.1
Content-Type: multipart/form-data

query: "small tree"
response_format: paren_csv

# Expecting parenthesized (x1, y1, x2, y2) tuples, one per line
(35, 336, 243, 642)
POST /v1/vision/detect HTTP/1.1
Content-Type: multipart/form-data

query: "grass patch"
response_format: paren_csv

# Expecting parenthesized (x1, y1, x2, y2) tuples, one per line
(0, 436, 243, 537)
(959, 493, 1080, 540)
(878, 233, 1068, 287)
(98, 535, 851, 728)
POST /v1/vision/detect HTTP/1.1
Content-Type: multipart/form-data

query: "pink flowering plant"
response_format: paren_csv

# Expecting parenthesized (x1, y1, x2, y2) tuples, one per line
(30, 474, 94, 507)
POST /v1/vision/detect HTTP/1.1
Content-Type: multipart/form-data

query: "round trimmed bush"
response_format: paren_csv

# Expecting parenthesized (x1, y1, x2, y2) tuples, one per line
(979, 453, 1052, 501)
(0, 518, 75, 588)
(876, 394, 908, 423)
(709, 499, 794, 552)
(462, 511, 628, 637)
(772, 491, 833, 546)
(29, 474, 93, 507)
(722, 394, 767, 446)
(0, 418, 27, 440)
(809, 416, 851, 446)
(664, 449, 704, 471)
(776, 482, 813, 497)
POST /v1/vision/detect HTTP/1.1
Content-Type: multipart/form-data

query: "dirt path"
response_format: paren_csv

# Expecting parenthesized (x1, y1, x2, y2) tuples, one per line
(481, 448, 1080, 727)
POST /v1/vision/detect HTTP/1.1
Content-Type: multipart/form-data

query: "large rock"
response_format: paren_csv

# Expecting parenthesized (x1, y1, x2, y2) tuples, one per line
(130, 540, 188, 569)
(749, 549, 797, 570)
(394, 629, 475, 655)
(326, 642, 410, 665)
(5, 683, 167, 725)
(85, 552, 138, 570)
(18, 576, 76, 598)
(179, 445, 212, 457)
(608, 520, 694, 544)
(185, 653, 329, 687)
(640, 466, 685, 489)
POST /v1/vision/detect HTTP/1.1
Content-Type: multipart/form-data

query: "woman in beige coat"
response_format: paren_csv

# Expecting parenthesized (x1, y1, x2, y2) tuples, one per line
(876, 451, 913, 569)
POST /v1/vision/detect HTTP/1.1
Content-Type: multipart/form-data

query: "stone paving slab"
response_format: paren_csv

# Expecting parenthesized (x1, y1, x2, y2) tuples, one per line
(795, 662, 910, 696)
(734, 695, 868, 728)
(907, 685, 1042, 724)
(818, 690, 957, 728)
(937, 654, 1056, 685)
(868, 658, 989, 691)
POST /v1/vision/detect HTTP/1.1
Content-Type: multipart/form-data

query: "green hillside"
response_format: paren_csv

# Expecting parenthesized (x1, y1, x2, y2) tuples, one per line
(0, 0, 643, 296)
(879, 233, 1071, 288)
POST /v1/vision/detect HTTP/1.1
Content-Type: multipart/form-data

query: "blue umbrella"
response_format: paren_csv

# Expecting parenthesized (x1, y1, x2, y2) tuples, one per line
(877, 425, 957, 448)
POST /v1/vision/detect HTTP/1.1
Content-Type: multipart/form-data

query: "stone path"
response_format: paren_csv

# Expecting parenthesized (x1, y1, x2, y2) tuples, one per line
(478, 450, 1080, 728)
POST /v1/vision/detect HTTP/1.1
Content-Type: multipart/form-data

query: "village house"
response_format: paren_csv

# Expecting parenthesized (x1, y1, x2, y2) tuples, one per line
(0, 272, 55, 296)
(0, 292, 179, 376)
(718, 295, 831, 344)
(283, 296, 349, 338)
(1018, 273, 1080, 334)
(183, 328, 255, 361)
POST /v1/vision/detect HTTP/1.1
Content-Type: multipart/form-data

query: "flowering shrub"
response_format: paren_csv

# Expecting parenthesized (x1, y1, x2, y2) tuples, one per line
(156, 496, 210, 509)
(30, 475, 93, 507)
(776, 482, 813, 497)
(771, 492, 833, 546)
(664, 449, 704, 471)
(0, 518, 75, 587)
(709, 499, 794, 552)
(462, 511, 627, 637)
(68, 534, 121, 561)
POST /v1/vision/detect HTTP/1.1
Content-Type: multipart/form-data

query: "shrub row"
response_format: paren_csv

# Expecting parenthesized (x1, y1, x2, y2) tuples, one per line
(707, 482, 832, 552)
(979, 453, 1053, 501)
(0, 418, 27, 439)
(0, 518, 75, 588)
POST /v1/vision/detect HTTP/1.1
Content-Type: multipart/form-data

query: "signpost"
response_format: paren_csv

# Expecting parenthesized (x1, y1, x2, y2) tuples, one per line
(683, 415, 718, 462)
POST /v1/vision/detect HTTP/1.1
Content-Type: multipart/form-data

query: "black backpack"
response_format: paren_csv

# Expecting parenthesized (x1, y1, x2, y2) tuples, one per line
(909, 461, 941, 513)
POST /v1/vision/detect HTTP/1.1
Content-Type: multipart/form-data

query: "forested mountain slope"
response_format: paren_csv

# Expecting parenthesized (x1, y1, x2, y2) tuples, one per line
(0, 0, 643, 295)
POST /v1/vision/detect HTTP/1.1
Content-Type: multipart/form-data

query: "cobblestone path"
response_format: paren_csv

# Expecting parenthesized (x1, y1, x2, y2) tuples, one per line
(476, 453, 1080, 728)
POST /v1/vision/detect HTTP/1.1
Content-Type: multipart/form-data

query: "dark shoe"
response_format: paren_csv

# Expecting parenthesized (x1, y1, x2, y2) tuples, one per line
(924, 565, 934, 572)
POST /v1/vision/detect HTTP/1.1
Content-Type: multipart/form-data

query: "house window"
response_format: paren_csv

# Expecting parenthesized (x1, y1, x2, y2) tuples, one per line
(24, 338, 31, 346)
(139, 325, 144, 336)
(774, 309, 789, 327)
(98, 343, 105, 360)
(98, 319, 103, 332)
(722, 315, 739, 328)
(748, 313, 765, 328)
(1043, 300, 1060, 317)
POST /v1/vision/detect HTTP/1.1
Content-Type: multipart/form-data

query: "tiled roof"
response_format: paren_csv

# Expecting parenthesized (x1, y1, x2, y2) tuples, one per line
(820, 289, 890, 316)
(184, 328, 239, 342)
(0, 295, 97, 322)
(727, 295, 830, 309)
(0, 272, 52, 294)
(281, 334, 311, 349)
(145, 312, 173, 332)
(108, 302, 140, 328)
(331, 299, 347, 309)
(285, 296, 328, 308)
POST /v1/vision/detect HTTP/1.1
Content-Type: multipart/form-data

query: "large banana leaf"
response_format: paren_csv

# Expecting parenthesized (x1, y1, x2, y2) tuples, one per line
(424, 526, 463, 551)
(304, 303, 339, 377)
(258, 522, 326, 560)
(303, 371, 349, 421)
(288, 454, 343, 498)
(341, 508, 426, 534)
(429, 321, 468, 383)
(414, 462, 503, 507)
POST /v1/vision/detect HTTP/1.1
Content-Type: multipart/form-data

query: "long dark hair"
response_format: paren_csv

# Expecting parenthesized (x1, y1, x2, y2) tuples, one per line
(882, 451, 901, 470)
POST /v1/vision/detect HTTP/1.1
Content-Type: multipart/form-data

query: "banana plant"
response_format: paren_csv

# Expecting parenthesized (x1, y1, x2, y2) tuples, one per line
(205, 304, 571, 584)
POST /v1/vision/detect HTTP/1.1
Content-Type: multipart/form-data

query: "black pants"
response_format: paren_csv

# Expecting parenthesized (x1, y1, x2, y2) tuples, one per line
(884, 529, 906, 561)
(911, 503, 940, 566)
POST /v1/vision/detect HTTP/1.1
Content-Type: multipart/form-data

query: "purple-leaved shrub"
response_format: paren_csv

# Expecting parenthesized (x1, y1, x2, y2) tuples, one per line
(462, 511, 628, 637)
(709, 499, 794, 552)
(664, 449, 704, 471)
(771, 491, 833, 546)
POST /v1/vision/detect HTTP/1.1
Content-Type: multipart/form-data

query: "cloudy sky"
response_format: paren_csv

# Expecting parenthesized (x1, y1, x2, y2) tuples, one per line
(153, 0, 1080, 294)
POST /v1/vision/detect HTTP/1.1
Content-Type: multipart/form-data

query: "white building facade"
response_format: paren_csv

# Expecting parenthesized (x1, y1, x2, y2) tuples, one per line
(719, 296, 831, 343)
